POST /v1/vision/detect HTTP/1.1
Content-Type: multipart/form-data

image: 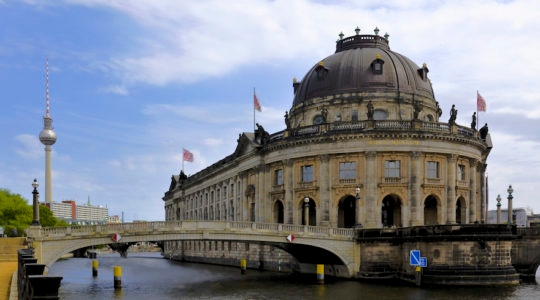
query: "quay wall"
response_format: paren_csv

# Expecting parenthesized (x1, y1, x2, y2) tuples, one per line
(164, 240, 300, 272)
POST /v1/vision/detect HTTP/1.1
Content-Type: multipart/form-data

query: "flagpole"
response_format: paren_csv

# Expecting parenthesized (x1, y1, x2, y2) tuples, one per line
(253, 88, 256, 131)
(476, 90, 479, 130)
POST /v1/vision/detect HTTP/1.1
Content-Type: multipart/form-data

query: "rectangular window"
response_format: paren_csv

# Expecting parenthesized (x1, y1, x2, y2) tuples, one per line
(275, 169, 283, 186)
(352, 109, 358, 122)
(301, 165, 314, 182)
(458, 164, 466, 181)
(427, 161, 439, 179)
(384, 160, 400, 178)
(339, 162, 356, 179)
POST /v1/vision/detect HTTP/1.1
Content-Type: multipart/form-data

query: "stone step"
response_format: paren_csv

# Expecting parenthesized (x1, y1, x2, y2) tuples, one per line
(0, 238, 27, 262)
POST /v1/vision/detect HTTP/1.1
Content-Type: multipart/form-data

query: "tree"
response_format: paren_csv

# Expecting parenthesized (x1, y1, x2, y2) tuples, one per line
(39, 205, 68, 227)
(0, 188, 68, 236)
(0, 188, 32, 236)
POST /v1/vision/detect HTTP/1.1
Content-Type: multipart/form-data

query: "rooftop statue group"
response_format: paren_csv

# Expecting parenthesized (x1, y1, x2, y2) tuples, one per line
(281, 102, 488, 140)
(255, 123, 270, 145)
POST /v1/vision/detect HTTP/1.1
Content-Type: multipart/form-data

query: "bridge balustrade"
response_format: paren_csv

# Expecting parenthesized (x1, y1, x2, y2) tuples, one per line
(36, 221, 355, 240)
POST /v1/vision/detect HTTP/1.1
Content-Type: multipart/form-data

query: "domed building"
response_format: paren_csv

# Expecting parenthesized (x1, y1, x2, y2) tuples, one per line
(164, 28, 491, 230)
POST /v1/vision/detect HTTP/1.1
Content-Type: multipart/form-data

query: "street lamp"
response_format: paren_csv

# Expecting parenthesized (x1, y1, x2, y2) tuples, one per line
(496, 194, 502, 224)
(507, 185, 514, 225)
(303, 196, 310, 226)
(355, 186, 361, 227)
(31, 179, 40, 226)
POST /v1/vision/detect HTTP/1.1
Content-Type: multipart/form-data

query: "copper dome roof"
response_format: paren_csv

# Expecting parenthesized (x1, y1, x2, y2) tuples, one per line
(292, 33, 435, 107)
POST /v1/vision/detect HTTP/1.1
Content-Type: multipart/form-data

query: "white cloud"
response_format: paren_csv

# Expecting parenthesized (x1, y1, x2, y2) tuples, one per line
(100, 85, 128, 95)
(15, 134, 42, 159)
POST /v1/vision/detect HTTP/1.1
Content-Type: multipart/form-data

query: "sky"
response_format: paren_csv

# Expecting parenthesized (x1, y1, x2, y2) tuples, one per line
(1, 0, 540, 222)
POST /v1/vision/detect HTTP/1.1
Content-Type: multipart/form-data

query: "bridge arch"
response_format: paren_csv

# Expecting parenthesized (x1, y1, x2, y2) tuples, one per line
(27, 221, 358, 277)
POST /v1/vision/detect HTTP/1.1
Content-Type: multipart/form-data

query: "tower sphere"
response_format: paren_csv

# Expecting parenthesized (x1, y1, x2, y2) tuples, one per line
(39, 128, 57, 145)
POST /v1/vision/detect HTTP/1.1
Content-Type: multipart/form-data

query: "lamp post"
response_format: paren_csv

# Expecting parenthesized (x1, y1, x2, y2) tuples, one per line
(507, 185, 514, 225)
(496, 194, 501, 224)
(303, 196, 310, 226)
(31, 179, 40, 226)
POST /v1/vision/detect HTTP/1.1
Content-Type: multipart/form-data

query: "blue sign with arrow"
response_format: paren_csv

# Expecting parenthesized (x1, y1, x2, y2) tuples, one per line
(410, 250, 427, 267)
(410, 250, 420, 266)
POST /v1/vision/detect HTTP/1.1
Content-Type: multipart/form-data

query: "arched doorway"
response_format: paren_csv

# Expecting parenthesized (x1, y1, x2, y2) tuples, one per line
(273, 200, 284, 224)
(456, 197, 466, 224)
(424, 196, 438, 225)
(300, 198, 317, 226)
(338, 195, 356, 228)
(381, 195, 402, 227)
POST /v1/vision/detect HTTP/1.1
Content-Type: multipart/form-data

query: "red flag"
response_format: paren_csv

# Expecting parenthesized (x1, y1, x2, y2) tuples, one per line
(254, 92, 261, 112)
(183, 148, 194, 162)
(477, 91, 486, 112)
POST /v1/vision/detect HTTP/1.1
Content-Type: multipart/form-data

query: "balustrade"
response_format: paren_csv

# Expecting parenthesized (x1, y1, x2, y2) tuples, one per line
(35, 221, 357, 241)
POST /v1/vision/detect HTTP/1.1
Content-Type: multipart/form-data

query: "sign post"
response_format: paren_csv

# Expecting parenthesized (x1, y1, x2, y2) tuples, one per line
(409, 249, 427, 286)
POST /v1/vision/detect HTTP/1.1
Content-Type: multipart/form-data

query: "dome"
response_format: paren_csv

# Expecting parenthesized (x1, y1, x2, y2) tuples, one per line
(289, 30, 439, 126)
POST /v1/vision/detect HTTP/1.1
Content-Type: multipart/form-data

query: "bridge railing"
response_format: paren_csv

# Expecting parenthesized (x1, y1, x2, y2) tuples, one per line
(34, 221, 355, 239)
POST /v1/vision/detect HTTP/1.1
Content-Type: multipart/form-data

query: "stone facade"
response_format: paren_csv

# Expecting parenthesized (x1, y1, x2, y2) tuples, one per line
(163, 30, 492, 275)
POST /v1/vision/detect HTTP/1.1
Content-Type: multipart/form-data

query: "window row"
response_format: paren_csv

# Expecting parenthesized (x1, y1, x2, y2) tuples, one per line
(273, 160, 468, 185)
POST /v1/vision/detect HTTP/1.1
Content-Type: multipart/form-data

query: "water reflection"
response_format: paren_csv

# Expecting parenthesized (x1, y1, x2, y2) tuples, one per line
(48, 253, 540, 300)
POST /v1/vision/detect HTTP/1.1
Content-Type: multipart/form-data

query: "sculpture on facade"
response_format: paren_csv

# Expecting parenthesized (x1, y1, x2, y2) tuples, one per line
(436, 101, 443, 117)
(413, 100, 423, 120)
(321, 106, 328, 123)
(471, 112, 477, 130)
(284, 111, 291, 129)
(367, 101, 374, 120)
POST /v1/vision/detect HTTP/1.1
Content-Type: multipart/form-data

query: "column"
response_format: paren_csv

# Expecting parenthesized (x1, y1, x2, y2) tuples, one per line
(479, 163, 487, 223)
(364, 151, 378, 228)
(409, 152, 422, 226)
(257, 166, 266, 223)
(241, 175, 249, 221)
(319, 155, 331, 226)
(284, 159, 294, 224)
(468, 159, 477, 223)
(446, 155, 457, 224)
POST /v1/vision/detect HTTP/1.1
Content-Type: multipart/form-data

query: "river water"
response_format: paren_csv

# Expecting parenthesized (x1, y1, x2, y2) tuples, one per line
(48, 252, 540, 299)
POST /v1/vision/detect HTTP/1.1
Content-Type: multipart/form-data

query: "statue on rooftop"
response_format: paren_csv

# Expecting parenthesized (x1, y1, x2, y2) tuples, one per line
(284, 111, 291, 129)
(449, 104, 457, 125)
(255, 123, 270, 144)
(479, 123, 489, 139)
(471, 112, 477, 130)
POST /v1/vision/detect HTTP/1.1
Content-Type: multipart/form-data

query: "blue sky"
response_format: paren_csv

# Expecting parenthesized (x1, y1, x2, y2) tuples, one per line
(1, 0, 540, 221)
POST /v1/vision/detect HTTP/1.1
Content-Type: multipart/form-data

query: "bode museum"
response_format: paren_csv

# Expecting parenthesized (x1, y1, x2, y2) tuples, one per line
(162, 28, 497, 281)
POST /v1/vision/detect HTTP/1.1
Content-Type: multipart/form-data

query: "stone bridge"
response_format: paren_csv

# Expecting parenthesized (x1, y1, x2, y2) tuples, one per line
(26, 221, 358, 276)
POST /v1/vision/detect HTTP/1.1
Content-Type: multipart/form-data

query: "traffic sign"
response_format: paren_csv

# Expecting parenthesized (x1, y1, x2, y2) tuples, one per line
(419, 257, 427, 267)
(410, 250, 420, 266)
(286, 234, 295, 242)
(112, 233, 122, 242)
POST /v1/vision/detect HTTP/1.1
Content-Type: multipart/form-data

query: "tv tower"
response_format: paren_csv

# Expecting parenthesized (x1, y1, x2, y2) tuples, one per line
(39, 58, 57, 204)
